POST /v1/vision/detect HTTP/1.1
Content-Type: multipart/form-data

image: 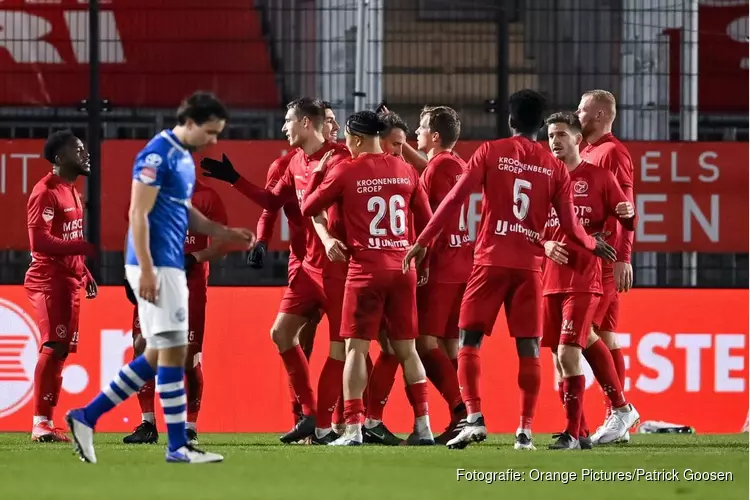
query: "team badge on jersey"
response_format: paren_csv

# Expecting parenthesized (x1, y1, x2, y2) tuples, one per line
(144, 153, 163, 167)
(42, 207, 54, 222)
(574, 180, 589, 196)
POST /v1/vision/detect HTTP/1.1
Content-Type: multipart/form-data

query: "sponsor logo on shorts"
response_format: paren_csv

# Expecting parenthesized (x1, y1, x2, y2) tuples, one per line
(0, 298, 42, 418)
(42, 207, 54, 223)
(55, 325, 67, 338)
(174, 307, 186, 324)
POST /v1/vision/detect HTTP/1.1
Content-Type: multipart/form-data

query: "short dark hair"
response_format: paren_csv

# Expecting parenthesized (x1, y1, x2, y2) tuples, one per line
(176, 91, 229, 125)
(420, 106, 461, 146)
(43, 129, 77, 164)
(377, 111, 408, 138)
(287, 97, 326, 129)
(545, 112, 582, 133)
(346, 110, 387, 136)
(316, 99, 333, 110)
(508, 89, 547, 135)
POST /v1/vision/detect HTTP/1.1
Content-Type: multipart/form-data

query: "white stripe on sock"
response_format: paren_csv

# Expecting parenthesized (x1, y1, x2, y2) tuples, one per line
(103, 385, 123, 404)
(161, 394, 187, 408)
(164, 411, 187, 424)
(157, 381, 184, 393)
(113, 374, 136, 396)
(122, 365, 145, 387)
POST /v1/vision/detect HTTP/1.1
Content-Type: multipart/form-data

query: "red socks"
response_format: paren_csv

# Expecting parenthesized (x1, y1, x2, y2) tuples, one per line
(422, 347, 463, 410)
(365, 352, 399, 421)
(406, 381, 429, 418)
(457, 346, 481, 415)
(584, 340, 627, 409)
(280, 345, 316, 416)
(185, 363, 204, 424)
(518, 356, 541, 429)
(33, 347, 64, 421)
(610, 348, 626, 390)
(137, 379, 156, 414)
(316, 357, 345, 429)
(563, 375, 585, 439)
(344, 399, 364, 425)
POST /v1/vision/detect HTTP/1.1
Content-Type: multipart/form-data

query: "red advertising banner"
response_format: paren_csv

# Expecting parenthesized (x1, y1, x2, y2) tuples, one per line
(0, 0, 279, 108)
(1, 139, 747, 252)
(0, 287, 746, 433)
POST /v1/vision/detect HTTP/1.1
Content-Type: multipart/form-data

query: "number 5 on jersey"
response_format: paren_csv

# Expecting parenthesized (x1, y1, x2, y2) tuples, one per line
(512, 178, 531, 221)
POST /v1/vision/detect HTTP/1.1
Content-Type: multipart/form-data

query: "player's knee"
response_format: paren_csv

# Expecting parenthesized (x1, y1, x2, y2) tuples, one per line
(585, 329, 599, 348)
(43, 341, 69, 360)
(390, 339, 417, 363)
(459, 330, 484, 348)
(133, 334, 147, 357)
(270, 325, 293, 350)
(551, 352, 563, 381)
(598, 330, 619, 350)
(558, 345, 582, 375)
(415, 335, 437, 356)
(441, 339, 459, 359)
(515, 337, 540, 358)
(329, 341, 346, 361)
(345, 338, 370, 357)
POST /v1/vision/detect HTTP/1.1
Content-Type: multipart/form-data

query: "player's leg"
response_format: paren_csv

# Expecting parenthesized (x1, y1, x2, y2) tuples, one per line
(363, 329, 402, 445)
(506, 270, 544, 451)
(289, 312, 319, 424)
(26, 286, 74, 443)
(330, 279, 384, 446)
(123, 308, 158, 444)
(184, 294, 207, 446)
(386, 270, 434, 446)
(591, 281, 625, 416)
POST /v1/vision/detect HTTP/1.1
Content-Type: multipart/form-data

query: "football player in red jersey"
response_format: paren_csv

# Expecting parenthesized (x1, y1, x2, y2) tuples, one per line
(123, 179, 229, 445)
(541, 112, 640, 449)
(25, 130, 97, 442)
(404, 89, 616, 450)
(377, 102, 428, 173)
(201, 98, 351, 444)
(413, 106, 472, 444)
(575, 89, 637, 443)
(301, 110, 435, 446)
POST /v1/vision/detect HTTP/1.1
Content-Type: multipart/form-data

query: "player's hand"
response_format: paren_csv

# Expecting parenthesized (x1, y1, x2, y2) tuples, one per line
(592, 232, 617, 262)
(324, 237, 348, 262)
(544, 241, 569, 265)
(219, 227, 256, 248)
(200, 154, 240, 184)
(376, 101, 390, 114)
(313, 150, 335, 174)
(417, 267, 429, 287)
(614, 261, 633, 293)
(124, 278, 138, 305)
(184, 253, 199, 274)
(247, 241, 267, 269)
(615, 201, 635, 219)
(85, 276, 98, 299)
(139, 268, 159, 304)
(402, 243, 427, 274)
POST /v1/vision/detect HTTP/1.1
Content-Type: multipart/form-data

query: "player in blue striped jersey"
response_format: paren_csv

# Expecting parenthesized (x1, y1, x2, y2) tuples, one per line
(66, 92, 255, 464)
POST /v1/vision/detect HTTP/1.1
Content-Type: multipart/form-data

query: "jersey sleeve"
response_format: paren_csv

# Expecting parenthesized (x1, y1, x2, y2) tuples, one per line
(27, 187, 93, 256)
(602, 147, 634, 189)
(422, 160, 455, 211)
(132, 149, 168, 187)
(604, 171, 636, 232)
(411, 171, 433, 234)
(415, 142, 487, 247)
(550, 166, 597, 251)
(300, 162, 347, 217)
(27, 188, 56, 229)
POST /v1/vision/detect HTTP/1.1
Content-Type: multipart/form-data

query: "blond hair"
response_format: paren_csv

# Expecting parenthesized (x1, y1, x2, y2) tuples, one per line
(582, 89, 617, 118)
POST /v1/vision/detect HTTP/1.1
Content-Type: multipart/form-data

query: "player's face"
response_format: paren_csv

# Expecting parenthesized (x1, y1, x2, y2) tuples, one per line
(282, 109, 309, 148)
(575, 96, 600, 139)
(323, 109, 340, 142)
(380, 128, 406, 157)
(61, 138, 91, 176)
(186, 118, 226, 150)
(416, 114, 435, 152)
(548, 122, 581, 161)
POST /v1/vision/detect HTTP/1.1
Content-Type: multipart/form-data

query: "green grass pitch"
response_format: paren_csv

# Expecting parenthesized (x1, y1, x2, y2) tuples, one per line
(0, 433, 746, 499)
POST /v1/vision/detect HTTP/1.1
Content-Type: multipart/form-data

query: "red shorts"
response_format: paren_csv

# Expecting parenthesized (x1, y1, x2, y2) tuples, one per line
(341, 270, 417, 341)
(458, 265, 542, 338)
(131, 292, 208, 358)
(542, 293, 600, 349)
(417, 282, 465, 339)
(592, 278, 619, 332)
(278, 266, 344, 342)
(25, 286, 81, 354)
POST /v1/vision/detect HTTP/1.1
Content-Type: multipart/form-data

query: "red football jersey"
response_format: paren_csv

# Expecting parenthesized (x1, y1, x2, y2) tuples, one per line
(581, 133, 635, 267)
(301, 152, 432, 276)
(185, 179, 228, 288)
(25, 173, 90, 287)
(542, 161, 635, 295)
(273, 141, 350, 278)
(421, 151, 473, 283)
(417, 136, 596, 272)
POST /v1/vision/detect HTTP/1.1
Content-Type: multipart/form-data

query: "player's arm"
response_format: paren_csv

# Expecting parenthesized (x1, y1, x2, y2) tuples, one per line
(602, 150, 635, 264)
(604, 171, 636, 232)
(27, 189, 95, 256)
(402, 143, 428, 173)
(190, 195, 232, 263)
(312, 211, 348, 262)
(300, 161, 346, 217)
(411, 177, 434, 235)
(128, 180, 160, 275)
(200, 154, 290, 211)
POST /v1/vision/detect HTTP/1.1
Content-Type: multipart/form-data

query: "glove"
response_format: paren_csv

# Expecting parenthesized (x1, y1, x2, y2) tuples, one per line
(200, 153, 240, 184)
(184, 253, 198, 274)
(247, 241, 267, 269)
(124, 278, 137, 306)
